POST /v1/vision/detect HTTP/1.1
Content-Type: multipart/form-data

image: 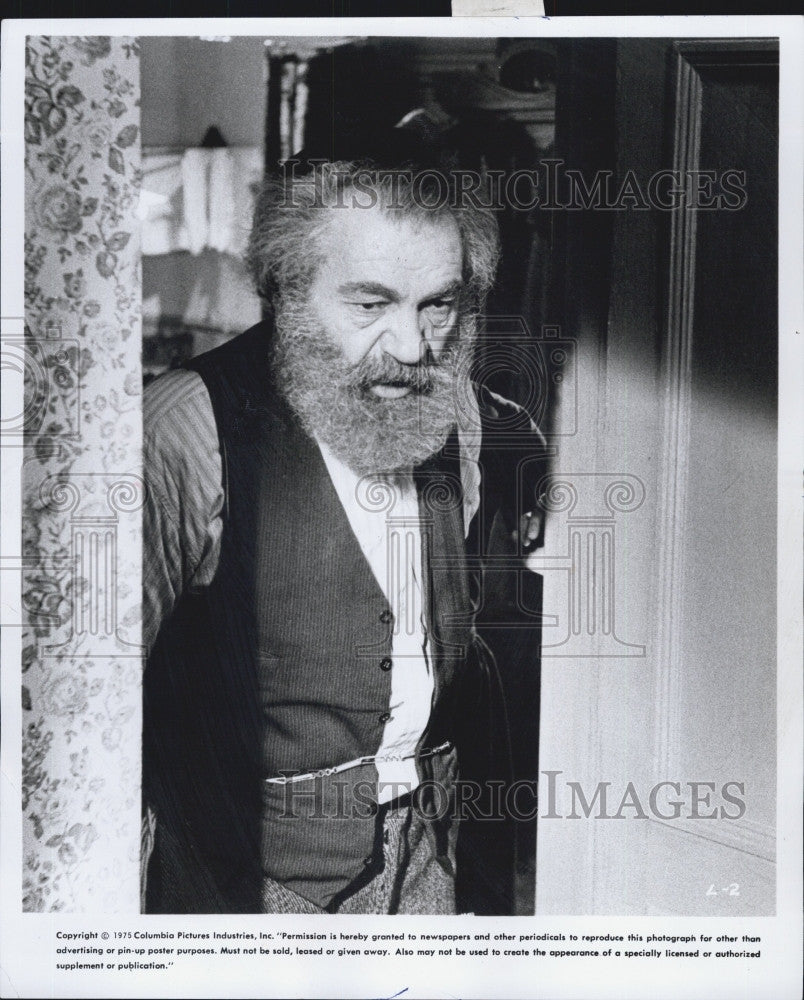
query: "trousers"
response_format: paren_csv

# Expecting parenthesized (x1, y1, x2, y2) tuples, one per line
(261, 796, 456, 915)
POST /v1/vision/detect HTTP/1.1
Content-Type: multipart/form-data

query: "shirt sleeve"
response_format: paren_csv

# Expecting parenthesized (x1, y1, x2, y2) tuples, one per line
(142, 368, 224, 654)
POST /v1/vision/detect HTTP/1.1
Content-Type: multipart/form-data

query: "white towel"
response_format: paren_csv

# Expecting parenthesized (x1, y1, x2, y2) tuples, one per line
(181, 148, 209, 255)
(140, 153, 183, 256)
(207, 148, 235, 254)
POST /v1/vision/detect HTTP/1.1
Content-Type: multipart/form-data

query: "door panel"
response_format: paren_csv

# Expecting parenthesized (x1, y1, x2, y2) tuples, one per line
(536, 38, 777, 915)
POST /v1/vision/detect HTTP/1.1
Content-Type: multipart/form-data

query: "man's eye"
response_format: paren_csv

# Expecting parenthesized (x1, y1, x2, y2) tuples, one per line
(424, 300, 457, 323)
(353, 301, 386, 312)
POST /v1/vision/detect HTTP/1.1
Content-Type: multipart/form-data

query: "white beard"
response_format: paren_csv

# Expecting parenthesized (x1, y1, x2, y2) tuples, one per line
(271, 300, 474, 476)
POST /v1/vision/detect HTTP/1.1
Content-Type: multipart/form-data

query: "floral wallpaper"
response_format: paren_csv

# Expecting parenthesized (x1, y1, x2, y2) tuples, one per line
(23, 36, 143, 912)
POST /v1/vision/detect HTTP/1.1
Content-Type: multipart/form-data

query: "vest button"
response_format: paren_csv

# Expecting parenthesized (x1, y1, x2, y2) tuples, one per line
(379, 609, 393, 624)
(380, 657, 392, 671)
(379, 711, 391, 724)
(363, 855, 374, 867)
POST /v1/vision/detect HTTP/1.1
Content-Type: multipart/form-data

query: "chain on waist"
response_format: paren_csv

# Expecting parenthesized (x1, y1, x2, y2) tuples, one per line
(263, 740, 453, 785)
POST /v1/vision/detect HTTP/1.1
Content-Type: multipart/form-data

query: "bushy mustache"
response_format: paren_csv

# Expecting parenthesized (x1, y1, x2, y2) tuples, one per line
(349, 352, 439, 395)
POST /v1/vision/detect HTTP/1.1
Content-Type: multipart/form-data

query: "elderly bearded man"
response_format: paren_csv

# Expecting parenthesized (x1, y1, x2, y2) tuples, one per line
(141, 144, 546, 915)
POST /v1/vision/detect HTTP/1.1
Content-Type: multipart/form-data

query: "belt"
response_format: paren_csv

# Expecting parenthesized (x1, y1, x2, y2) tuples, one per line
(264, 740, 453, 786)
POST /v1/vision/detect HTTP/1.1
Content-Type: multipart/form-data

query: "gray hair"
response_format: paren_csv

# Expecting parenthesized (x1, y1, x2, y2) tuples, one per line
(246, 160, 500, 314)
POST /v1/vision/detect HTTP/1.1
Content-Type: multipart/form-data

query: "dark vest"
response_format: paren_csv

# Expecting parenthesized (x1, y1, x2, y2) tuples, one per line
(143, 322, 485, 913)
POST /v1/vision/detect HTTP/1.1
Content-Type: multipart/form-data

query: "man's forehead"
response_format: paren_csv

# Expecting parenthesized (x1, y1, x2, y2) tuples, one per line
(315, 204, 463, 288)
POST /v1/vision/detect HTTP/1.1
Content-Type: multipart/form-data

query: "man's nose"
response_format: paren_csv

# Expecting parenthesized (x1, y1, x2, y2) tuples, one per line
(381, 308, 428, 365)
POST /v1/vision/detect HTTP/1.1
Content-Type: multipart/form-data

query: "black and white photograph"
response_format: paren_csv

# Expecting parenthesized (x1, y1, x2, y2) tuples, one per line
(1, 15, 801, 1000)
